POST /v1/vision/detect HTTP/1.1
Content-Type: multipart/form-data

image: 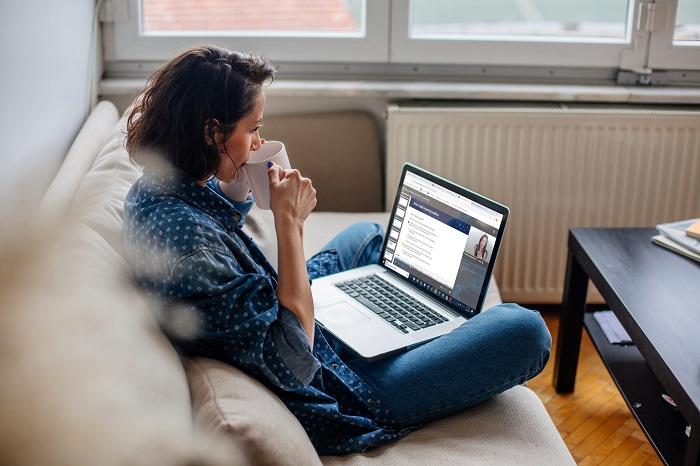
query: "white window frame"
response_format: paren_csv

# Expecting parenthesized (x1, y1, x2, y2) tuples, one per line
(390, 0, 644, 69)
(648, 0, 700, 70)
(103, 0, 390, 62)
(101, 0, 697, 79)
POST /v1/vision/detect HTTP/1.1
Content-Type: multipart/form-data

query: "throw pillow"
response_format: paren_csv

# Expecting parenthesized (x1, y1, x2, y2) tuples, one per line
(186, 357, 323, 466)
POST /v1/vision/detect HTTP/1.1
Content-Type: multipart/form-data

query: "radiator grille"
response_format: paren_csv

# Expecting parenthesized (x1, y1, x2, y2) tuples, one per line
(386, 104, 700, 303)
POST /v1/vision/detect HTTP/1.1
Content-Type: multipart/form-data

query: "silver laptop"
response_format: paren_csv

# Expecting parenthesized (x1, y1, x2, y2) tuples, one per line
(312, 163, 509, 360)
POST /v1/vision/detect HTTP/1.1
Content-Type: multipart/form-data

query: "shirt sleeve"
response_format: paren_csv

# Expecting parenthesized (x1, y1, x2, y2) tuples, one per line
(206, 178, 254, 228)
(169, 248, 320, 391)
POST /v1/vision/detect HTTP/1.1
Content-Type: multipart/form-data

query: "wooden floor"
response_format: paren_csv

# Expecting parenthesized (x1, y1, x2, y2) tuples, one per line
(528, 310, 663, 466)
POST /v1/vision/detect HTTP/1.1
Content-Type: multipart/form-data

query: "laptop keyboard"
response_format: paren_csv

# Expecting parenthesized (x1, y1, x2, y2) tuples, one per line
(334, 275, 449, 334)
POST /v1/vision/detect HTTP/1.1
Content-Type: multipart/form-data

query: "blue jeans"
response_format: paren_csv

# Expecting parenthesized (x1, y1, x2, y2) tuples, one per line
(306, 222, 551, 428)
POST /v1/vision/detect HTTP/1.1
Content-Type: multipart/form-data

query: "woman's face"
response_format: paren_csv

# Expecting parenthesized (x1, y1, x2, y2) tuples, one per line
(214, 91, 266, 182)
(479, 236, 487, 248)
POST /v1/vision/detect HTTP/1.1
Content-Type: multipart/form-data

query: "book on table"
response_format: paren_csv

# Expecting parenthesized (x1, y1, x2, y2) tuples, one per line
(655, 218, 700, 255)
(651, 234, 700, 263)
(686, 219, 700, 240)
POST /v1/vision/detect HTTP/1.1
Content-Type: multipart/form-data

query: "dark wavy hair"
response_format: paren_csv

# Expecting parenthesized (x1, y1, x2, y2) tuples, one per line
(126, 46, 276, 180)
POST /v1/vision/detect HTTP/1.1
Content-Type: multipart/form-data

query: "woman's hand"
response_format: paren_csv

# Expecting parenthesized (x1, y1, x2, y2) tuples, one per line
(267, 163, 317, 225)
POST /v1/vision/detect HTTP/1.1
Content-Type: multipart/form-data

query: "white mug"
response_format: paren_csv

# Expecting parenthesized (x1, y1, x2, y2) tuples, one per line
(242, 141, 291, 210)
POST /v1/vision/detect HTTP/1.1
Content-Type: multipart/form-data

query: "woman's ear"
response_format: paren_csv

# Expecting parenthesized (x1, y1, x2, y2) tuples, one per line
(203, 119, 222, 147)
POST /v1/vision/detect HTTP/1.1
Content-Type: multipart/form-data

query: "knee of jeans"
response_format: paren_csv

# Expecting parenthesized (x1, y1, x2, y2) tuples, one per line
(359, 221, 384, 238)
(346, 221, 385, 268)
(489, 304, 552, 374)
(359, 221, 384, 248)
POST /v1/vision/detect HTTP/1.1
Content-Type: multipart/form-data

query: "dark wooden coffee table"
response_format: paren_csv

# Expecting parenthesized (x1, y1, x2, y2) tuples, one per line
(552, 228, 699, 466)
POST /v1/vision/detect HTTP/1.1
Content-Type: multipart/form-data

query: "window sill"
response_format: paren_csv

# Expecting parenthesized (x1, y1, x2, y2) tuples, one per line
(99, 78, 700, 105)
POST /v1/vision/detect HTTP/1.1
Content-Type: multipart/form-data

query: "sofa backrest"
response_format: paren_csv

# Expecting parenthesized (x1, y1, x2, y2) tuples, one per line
(261, 111, 383, 212)
(71, 112, 144, 259)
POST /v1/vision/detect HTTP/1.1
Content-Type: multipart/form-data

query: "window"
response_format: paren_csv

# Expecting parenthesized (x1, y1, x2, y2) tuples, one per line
(104, 0, 389, 62)
(391, 0, 638, 67)
(102, 0, 699, 77)
(408, 0, 630, 41)
(648, 0, 700, 70)
(674, 0, 700, 41)
(141, 0, 364, 35)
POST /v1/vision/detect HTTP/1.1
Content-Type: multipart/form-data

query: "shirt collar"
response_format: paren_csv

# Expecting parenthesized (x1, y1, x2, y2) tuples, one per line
(142, 169, 241, 231)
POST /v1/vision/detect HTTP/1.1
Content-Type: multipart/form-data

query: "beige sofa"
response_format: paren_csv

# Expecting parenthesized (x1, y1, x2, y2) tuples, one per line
(0, 100, 574, 465)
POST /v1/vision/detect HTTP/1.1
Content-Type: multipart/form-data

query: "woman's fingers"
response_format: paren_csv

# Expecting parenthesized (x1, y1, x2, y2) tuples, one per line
(268, 165, 317, 220)
(267, 162, 280, 184)
(285, 169, 301, 180)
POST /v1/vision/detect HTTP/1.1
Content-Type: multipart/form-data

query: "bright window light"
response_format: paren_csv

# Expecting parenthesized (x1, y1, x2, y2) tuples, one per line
(674, 0, 700, 43)
(141, 0, 365, 36)
(409, 0, 630, 41)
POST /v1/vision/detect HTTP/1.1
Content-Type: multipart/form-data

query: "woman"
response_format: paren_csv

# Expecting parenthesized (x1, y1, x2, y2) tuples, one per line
(123, 46, 551, 455)
(474, 234, 489, 261)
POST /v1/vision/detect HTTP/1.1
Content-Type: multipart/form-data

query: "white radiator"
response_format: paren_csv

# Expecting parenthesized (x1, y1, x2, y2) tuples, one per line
(386, 103, 700, 303)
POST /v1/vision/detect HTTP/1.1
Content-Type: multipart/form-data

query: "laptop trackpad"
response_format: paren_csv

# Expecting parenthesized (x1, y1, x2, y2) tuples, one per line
(318, 303, 371, 327)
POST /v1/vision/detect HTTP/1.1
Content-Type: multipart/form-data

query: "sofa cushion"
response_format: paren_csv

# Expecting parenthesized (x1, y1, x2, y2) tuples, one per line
(70, 113, 143, 257)
(320, 385, 574, 466)
(0, 221, 239, 466)
(186, 358, 323, 466)
(242, 206, 391, 269)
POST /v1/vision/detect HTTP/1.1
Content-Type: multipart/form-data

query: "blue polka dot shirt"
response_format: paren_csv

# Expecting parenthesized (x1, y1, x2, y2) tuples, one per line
(123, 170, 413, 455)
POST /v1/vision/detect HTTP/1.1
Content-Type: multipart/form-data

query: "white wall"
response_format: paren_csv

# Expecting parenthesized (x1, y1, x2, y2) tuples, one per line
(0, 0, 95, 217)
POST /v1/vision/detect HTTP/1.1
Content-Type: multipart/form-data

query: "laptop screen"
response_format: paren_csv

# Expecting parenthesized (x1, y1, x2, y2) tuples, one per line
(381, 169, 505, 316)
